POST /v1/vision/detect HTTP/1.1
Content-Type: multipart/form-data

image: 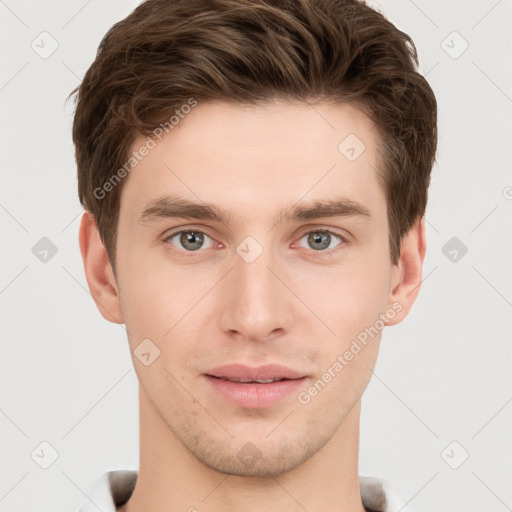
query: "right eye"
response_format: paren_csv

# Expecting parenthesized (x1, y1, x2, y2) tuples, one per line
(165, 230, 217, 252)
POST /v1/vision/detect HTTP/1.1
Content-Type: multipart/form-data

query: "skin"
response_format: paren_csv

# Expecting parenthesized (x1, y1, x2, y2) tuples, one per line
(79, 99, 426, 512)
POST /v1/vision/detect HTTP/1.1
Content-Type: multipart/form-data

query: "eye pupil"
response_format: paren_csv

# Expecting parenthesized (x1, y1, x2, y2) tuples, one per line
(308, 232, 330, 251)
(180, 231, 204, 251)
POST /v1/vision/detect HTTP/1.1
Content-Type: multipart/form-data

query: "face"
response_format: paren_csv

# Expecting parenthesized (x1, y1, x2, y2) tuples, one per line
(113, 99, 401, 477)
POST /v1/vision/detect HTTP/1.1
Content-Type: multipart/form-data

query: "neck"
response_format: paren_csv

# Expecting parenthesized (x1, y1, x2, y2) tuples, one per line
(120, 387, 366, 512)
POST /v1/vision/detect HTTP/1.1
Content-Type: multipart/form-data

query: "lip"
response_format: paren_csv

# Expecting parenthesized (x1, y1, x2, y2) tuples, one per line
(204, 364, 308, 408)
(206, 364, 305, 381)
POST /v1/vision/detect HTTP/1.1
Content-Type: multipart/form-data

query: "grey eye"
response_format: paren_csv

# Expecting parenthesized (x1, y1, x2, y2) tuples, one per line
(299, 231, 343, 251)
(168, 231, 214, 251)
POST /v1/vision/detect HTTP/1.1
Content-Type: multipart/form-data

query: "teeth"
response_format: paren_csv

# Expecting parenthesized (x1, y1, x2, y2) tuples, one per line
(225, 377, 283, 383)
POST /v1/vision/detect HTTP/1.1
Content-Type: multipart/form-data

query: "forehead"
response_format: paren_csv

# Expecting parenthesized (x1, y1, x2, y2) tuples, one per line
(120, 99, 386, 226)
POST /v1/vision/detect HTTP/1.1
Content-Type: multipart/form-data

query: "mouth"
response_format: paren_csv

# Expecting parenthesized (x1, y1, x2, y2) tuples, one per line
(203, 364, 308, 408)
(208, 376, 290, 384)
(206, 363, 306, 381)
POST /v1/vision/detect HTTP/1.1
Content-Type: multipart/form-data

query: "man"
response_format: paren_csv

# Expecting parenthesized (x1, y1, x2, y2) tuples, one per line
(71, 0, 437, 510)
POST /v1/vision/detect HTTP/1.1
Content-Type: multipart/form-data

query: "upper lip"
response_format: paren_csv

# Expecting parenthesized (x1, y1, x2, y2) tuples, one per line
(205, 364, 306, 381)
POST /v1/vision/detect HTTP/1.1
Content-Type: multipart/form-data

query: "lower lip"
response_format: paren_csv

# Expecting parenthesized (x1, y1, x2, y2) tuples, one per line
(204, 375, 307, 408)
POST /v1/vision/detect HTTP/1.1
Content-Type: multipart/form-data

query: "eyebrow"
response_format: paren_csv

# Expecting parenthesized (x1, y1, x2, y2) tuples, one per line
(138, 194, 371, 226)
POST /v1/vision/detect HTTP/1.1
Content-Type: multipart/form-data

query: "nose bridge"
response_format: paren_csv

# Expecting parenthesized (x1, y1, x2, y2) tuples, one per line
(220, 235, 291, 340)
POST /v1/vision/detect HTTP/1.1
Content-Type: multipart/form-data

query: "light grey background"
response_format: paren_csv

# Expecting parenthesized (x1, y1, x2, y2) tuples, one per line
(1, 1, 511, 511)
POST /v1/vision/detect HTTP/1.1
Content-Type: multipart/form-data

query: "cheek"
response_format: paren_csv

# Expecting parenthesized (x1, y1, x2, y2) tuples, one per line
(296, 331, 381, 418)
(116, 241, 188, 328)
(294, 258, 392, 337)
(291, 256, 391, 388)
(298, 277, 384, 410)
(117, 260, 214, 370)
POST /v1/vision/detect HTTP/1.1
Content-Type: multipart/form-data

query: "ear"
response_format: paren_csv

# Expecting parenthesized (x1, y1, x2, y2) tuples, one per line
(78, 211, 124, 324)
(384, 218, 427, 326)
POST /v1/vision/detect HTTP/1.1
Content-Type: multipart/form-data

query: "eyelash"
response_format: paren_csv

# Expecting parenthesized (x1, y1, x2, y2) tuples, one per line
(162, 226, 349, 257)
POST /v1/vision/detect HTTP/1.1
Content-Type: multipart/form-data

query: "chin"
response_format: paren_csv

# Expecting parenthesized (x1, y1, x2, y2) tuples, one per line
(183, 430, 320, 478)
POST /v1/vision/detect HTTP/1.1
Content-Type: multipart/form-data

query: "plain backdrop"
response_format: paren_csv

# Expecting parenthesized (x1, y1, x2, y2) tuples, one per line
(0, 1, 511, 511)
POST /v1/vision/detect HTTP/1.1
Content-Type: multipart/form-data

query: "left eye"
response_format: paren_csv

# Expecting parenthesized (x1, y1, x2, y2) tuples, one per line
(166, 230, 215, 251)
(298, 231, 344, 251)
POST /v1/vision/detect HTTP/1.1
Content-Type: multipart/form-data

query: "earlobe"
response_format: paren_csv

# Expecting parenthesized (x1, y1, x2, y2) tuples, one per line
(79, 212, 124, 324)
(385, 218, 427, 326)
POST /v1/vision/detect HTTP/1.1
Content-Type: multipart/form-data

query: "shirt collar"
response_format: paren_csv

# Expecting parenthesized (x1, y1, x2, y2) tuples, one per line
(77, 470, 412, 512)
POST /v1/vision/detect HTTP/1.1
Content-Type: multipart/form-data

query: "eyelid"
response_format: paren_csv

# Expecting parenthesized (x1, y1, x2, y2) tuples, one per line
(295, 224, 351, 244)
(297, 225, 349, 239)
(164, 226, 214, 237)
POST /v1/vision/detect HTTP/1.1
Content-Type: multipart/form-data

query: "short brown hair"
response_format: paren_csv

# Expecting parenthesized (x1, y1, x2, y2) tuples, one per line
(69, 0, 437, 270)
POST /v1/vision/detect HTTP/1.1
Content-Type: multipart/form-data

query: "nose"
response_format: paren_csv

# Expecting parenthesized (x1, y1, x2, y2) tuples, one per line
(218, 239, 294, 343)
